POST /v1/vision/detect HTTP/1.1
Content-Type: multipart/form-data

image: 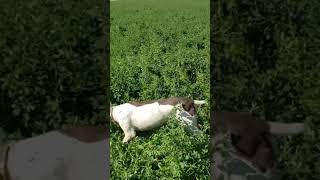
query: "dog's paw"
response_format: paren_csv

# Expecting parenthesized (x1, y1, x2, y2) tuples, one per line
(122, 138, 130, 144)
(122, 135, 133, 144)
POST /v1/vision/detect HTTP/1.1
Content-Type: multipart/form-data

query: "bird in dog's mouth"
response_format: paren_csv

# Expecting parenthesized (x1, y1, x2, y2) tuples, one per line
(175, 104, 200, 134)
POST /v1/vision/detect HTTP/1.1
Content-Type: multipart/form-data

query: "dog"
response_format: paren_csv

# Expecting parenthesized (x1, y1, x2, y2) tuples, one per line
(0, 127, 108, 180)
(110, 96, 206, 143)
(211, 112, 305, 179)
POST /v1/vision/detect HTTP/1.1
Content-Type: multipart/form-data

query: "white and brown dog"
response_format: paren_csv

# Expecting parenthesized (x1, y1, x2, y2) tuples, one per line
(110, 96, 206, 143)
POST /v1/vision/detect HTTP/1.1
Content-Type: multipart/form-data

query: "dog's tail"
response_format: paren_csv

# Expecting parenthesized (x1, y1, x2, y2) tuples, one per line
(268, 122, 305, 136)
(194, 100, 207, 105)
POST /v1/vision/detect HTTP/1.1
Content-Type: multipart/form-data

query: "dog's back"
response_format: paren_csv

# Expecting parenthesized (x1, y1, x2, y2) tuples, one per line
(130, 102, 174, 131)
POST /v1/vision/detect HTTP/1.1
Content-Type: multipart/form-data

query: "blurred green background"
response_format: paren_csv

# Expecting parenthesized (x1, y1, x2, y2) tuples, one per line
(0, 0, 107, 139)
(212, 0, 320, 179)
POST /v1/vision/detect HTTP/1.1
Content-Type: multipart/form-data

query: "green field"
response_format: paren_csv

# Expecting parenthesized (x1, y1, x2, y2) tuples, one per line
(110, 0, 210, 179)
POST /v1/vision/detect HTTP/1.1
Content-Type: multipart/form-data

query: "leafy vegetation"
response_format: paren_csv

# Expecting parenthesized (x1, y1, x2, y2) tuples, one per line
(111, 0, 210, 179)
(0, 0, 107, 139)
(212, 0, 320, 179)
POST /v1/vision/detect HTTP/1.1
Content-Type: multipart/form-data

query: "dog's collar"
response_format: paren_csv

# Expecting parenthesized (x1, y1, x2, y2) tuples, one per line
(0, 143, 12, 180)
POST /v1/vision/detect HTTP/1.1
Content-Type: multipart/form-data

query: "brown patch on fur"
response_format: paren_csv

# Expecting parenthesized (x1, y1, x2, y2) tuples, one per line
(212, 112, 274, 171)
(251, 136, 274, 171)
(129, 96, 196, 116)
(59, 127, 108, 143)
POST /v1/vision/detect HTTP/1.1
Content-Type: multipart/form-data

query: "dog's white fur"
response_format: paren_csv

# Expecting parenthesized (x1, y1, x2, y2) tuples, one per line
(111, 102, 176, 143)
(111, 100, 206, 143)
(268, 121, 305, 136)
(4, 131, 108, 180)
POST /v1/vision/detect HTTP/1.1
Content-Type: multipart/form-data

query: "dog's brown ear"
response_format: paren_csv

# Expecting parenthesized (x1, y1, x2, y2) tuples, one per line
(231, 133, 275, 172)
(231, 134, 261, 156)
(182, 100, 196, 116)
(182, 103, 190, 111)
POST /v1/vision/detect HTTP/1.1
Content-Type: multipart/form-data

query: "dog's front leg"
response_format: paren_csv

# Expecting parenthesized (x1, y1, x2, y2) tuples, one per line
(117, 118, 136, 143)
(122, 130, 136, 144)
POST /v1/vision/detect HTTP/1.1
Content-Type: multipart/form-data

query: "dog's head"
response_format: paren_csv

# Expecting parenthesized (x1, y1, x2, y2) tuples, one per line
(179, 97, 196, 116)
(212, 112, 275, 172)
